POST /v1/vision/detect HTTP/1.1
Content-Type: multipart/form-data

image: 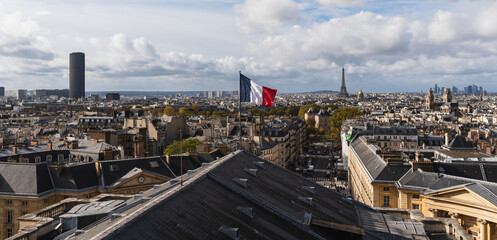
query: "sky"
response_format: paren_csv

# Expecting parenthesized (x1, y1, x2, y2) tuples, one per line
(0, 0, 497, 93)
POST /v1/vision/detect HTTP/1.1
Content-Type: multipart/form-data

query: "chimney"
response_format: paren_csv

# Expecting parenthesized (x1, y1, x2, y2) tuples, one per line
(445, 133, 449, 146)
(103, 148, 113, 160)
(71, 140, 79, 149)
(65, 141, 70, 149)
(219, 143, 227, 155)
(166, 154, 170, 165)
(47, 141, 52, 151)
(31, 140, 38, 146)
(12, 146, 17, 154)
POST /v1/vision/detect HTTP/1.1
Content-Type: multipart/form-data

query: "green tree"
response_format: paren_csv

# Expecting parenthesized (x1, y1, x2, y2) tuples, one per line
(211, 110, 228, 117)
(163, 138, 202, 155)
(329, 107, 363, 141)
(179, 107, 193, 116)
(285, 105, 300, 116)
(191, 104, 199, 114)
(152, 108, 164, 116)
(164, 106, 177, 116)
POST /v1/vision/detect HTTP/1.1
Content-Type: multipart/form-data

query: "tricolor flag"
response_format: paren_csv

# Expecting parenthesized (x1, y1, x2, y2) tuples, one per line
(240, 73, 277, 108)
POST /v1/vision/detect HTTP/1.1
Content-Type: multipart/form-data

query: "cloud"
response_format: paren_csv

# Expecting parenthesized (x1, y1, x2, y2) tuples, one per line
(234, 0, 301, 34)
(316, 0, 369, 7)
(0, 12, 54, 60)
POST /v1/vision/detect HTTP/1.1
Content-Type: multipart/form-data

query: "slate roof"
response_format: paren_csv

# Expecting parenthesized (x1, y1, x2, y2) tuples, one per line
(350, 137, 410, 182)
(166, 154, 201, 176)
(99, 156, 175, 187)
(446, 135, 473, 150)
(0, 163, 53, 195)
(76, 150, 429, 240)
(49, 163, 99, 190)
(397, 169, 497, 207)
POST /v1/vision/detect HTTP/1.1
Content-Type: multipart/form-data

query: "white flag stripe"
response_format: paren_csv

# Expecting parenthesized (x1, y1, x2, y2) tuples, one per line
(250, 80, 263, 105)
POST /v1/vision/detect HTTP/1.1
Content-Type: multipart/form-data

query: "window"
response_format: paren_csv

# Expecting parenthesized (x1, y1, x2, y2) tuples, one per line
(43, 199, 49, 204)
(22, 201, 28, 206)
(58, 154, 64, 162)
(412, 194, 420, 199)
(46, 155, 52, 163)
(6, 200, 12, 205)
(412, 204, 420, 209)
(7, 229, 12, 237)
(383, 187, 390, 191)
(383, 196, 390, 207)
(35, 156, 41, 163)
(7, 211, 12, 223)
(63, 196, 69, 199)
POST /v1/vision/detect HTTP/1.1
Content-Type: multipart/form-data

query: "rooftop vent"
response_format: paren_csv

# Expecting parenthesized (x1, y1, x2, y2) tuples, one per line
(298, 196, 313, 206)
(236, 206, 254, 219)
(232, 178, 249, 188)
(244, 168, 258, 177)
(201, 162, 211, 167)
(149, 161, 159, 168)
(302, 186, 315, 194)
(187, 170, 196, 175)
(303, 212, 312, 225)
(219, 226, 239, 240)
(109, 165, 119, 172)
(253, 161, 266, 169)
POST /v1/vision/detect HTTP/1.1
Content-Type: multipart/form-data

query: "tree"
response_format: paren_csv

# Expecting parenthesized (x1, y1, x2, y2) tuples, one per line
(298, 104, 321, 118)
(329, 107, 363, 141)
(163, 138, 202, 155)
(191, 104, 199, 114)
(152, 108, 164, 116)
(179, 107, 193, 116)
(164, 106, 177, 116)
(285, 106, 300, 116)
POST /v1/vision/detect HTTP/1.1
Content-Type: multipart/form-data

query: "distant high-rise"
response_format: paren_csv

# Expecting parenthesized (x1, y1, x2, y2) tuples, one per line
(338, 68, 349, 97)
(0, 87, 4, 97)
(69, 52, 85, 99)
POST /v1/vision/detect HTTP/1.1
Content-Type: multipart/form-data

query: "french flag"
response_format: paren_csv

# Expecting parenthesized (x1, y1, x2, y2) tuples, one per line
(240, 73, 277, 108)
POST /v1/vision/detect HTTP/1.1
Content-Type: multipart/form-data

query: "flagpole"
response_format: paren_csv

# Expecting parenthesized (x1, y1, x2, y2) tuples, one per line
(239, 71, 242, 151)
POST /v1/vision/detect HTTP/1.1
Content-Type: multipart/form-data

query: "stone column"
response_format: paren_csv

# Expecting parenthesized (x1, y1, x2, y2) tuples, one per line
(448, 212, 461, 225)
(487, 222, 494, 240)
(477, 219, 488, 240)
(428, 208, 439, 218)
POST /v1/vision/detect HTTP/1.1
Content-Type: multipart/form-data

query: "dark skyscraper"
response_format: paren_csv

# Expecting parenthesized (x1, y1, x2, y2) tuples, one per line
(69, 52, 85, 99)
(0, 87, 4, 97)
(338, 67, 349, 97)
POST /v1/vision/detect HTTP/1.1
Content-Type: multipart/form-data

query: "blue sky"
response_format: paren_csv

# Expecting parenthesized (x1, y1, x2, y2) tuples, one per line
(0, 0, 496, 93)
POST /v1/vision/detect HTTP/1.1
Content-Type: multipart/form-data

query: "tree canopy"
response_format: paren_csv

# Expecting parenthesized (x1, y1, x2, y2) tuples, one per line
(163, 138, 202, 155)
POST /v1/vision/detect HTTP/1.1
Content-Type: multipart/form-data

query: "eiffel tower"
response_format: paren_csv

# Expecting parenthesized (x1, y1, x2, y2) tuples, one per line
(337, 67, 349, 97)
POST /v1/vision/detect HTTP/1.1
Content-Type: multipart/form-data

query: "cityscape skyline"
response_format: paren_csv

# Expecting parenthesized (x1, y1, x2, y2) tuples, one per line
(0, 0, 496, 93)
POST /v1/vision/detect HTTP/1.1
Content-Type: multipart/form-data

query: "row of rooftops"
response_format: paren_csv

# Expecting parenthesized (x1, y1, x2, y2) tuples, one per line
(350, 135, 497, 208)
(0, 149, 224, 197)
(66, 150, 435, 240)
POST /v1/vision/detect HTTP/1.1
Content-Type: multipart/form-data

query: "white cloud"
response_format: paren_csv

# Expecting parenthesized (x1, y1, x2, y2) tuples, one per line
(316, 0, 369, 7)
(234, 0, 301, 34)
(0, 11, 54, 59)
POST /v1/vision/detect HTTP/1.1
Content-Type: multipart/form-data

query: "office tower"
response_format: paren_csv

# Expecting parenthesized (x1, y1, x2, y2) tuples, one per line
(106, 93, 120, 101)
(5, 89, 27, 100)
(69, 52, 85, 99)
(0, 87, 4, 97)
(434, 84, 438, 94)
